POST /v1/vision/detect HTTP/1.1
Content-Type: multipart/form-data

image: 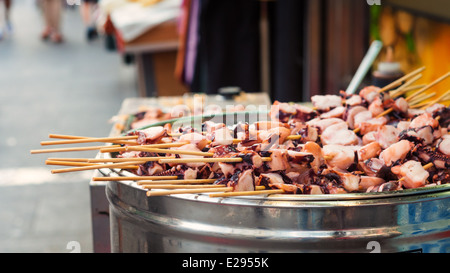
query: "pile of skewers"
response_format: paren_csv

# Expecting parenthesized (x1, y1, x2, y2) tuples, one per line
(31, 67, 450, 198)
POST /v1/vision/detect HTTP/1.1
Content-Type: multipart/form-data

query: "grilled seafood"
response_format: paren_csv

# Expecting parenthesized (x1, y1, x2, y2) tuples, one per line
(119, 85, 449, 195)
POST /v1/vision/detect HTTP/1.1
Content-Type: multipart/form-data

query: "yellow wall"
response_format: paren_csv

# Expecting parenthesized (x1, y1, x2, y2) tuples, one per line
(372, 6, 450, 105)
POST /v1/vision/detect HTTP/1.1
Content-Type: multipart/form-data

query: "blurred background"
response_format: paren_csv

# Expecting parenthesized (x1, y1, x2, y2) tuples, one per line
(0, 0, 449, 252)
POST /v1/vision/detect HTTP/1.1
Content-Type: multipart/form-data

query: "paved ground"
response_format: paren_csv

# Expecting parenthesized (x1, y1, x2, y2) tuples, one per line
(0, 0, 137, 252)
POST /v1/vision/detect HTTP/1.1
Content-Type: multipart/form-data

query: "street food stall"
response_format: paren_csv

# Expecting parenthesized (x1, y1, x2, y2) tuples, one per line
(30, 0, 450, 253)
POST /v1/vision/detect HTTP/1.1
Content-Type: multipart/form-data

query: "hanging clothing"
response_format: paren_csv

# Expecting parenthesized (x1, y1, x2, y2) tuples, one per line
(175, 0, 192, 83)
(270, 0, 306, 102)
(180, 0, 261, 94)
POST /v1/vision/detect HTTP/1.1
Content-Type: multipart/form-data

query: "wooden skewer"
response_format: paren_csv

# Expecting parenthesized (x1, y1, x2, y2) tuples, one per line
(285, 135, 302, 140)
(51, 160, 147, 174)
(46, 160, 140, 170)
(390, 84, 426, 98)
(143, 184, 227, 189)
(169, 132, 207, 137)
(211, 136, 302, 145)
(159, 157, 240, 164)
(48, 133, 136, 145)
(99, 142, 189, 153)
(378, 66, 425, 93)
(47, 158, 90, 162)
(389, 73, 423, 98)
(40, 135, 139, 146)
(87, 156, 174, 163)
(415, 91, 450, 110)
(142, 185, 266, 190)
(92, 176, 178, 181)
(45, 160, 101, 167)
(406, 92, 436, 106)
(122, 147, 214, 157)
(371, 89, 438, 121)
(403, 84, 427, 92)
(137, 179, 216, 185)
(146, 187, 234, 197)
(354, 72, 429, 131)
(48, 134, 90, 139)
(158, 157, 272, 164)
(374, 108, 394, 119)
(401, 84, 427, 94)
(30, 145, 121, 154)
(100, 136, 301, 153)
(209, 189, 285, 198)
(405, 71, 450, 102)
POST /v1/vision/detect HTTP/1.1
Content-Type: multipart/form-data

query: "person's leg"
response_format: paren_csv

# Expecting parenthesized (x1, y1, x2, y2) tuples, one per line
(49, 0, 63, 42)
(81, 1, 98, 40)
(80, 1, 90, 25)
(0, 0, 4, 39)
(41, 0, 53, 39)
(4, 0, 11, 35)
(4, 0, 10, 21)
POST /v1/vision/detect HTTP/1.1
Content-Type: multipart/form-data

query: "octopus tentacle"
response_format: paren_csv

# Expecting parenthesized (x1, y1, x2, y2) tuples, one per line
(415, 145, 450, 169)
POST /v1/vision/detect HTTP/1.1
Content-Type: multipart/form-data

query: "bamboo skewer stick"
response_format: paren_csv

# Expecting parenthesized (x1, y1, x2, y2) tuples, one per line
(99, 142, 189, 153)
(285, 135, 302, 140)
(87, 156, 174, 163)
(143, 184, 227, 189)
(100, 137, 302, 153)
(352, 74, 430, 134)
(403, 84, 427, 92)
(406, 92, 436, 106)
(378, 66, 425, 93)
(47, 158, 90, 162)
(158, 157, 272, 164)
(48, 134, 90, 139)
(146, 187, 234, 197)
(143, 185, 266, 190)
(158, 157, 241, 164)
(209, 189, 285, 198)
(370, 88, 439, 121)
(373, 108, 394, 119)
(137, 179, 217, 185)
(48, 133, 138, 146)
(45, 160, 101, 167)
(169, 132, 207, 137)
(175, 135, 301, 144)
(405, 71, 450, 103)
(46, 160, 140, 170)
(51, 160, 147, 174)
(92, 176, 179, 181)
(389, 73, 423, 98)
(414, 91, 450, 110)
(122, 147, 214, 157)
(390, 84, 426, 98)
(40, 135, 139, 146)
(30, 145, 122, 154)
